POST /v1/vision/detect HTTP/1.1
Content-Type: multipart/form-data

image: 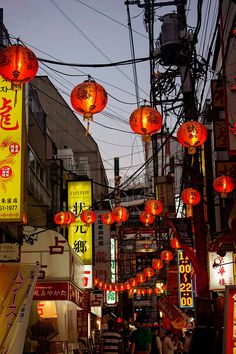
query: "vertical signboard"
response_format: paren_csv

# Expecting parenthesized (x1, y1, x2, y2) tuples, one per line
(223, 286, 236, 354)
(208, 252, 234, 291)
(0, 77, 24, 221)
(178, 250, 194, 309)
(67, 180, 93, 265)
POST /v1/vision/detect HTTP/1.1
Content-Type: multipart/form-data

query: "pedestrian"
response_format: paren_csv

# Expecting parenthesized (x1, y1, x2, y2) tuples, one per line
(173, 334, 183, 354)
(182, 331, 191, 354)
(162, 330, 177, 354)
(100, 319, 124, 354)
(130, 317, 152, 354)
(150, 326, 162, 354)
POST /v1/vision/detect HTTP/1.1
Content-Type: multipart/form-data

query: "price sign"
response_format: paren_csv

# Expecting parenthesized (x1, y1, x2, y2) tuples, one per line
(178, 250, 194, 308)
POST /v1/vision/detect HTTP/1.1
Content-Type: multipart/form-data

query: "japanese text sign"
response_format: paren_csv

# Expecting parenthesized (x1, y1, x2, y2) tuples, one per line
(67, 180, 93, 264)
(0, 76, 24, 221)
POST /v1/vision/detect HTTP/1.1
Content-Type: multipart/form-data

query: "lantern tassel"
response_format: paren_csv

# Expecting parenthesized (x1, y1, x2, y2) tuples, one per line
(85, 121, 90, 136)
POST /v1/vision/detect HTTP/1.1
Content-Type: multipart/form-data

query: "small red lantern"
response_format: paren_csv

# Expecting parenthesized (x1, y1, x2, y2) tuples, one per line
(152, 258, 164, 270)
(94, 278, 99, 286)
(140, 211, 155, 226)
(177, 121, 207, 154)
(54, 211, 69, 225)
(141, 289, 147, 295)
(161, 284, 167, 291)
(213, 175, 234, 198)
(113, 283, 120, 292)
(117, 317, 123, 324)
(118, 283, 125, 292)
(143, 267, 155, 278)
(136, 289, 142, 296)
(129, 106, 163, 142)
(147, 288, 153, 296)
(129, 289, 134, 295)
(129, 278, 138, 287)
(101, 212, 115, 225)
(0, 44, 38, 84)
(170, 237, 180, 249)
(145, 199, 163, 216)
(154, 287, 161, 294)
(112, 206, 129, 224)
(97, 281, 104, 289)
(70, 80, 107, 130)
(136, 273, 146, 283)
(80, 209, 97, 225)
(124, 282, 132, 290)
(161, 250, 173, 261)
(181, 188, 201, 205)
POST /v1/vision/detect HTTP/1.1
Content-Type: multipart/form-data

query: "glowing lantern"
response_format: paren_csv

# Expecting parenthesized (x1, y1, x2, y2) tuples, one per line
(152, 258, 164, 270)
(161, 250, 173, 261)
(129, 289, 134, 295)
(141, 289, 147, 295)
(181, 188, 201, 205)
(70, 80, 107, 132)
(54, 211, 69, 225)
(129, 278, 138, 287)
(170, 237, 180, 249)
(124, 282, 132, 290)
(97, 281, 104, 289)
(145, 199, 163, 216)
(136, 289, 142, 296)
(22, 211, 28, 225)
(0, 44, 38, 85)
(161, 284, 167, 291)
(143, 267, 155, 278)
(103, 283, 109, 291)
(140, 211, 155, 226)
(129, 106, 163, 142)
(177, 121, 207, 154)
(154, 287, 161, 295)
(107, 284, 113, 291)
(80, 209, 97, 225)
(136, 273, 146, 283)
(94, 278, 99, 286)
(117, 317, 123, 323)
(118, 283, 125, 292)
(112, 206, 129, 224)
(113, 283, 119, 292)
(213, 175, 234, 198)
(147, 288, 153, 296)
(101, 212, 115, 225)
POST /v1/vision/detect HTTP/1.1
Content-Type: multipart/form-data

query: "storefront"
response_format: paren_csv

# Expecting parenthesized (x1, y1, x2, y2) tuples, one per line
(21, 228, 85, 354)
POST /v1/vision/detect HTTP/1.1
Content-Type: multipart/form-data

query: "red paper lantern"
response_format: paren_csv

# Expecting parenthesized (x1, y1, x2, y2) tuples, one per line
(145, 199, 163, 216)
(154, 287, 161, 294)
(161, 250, 173, 261)
(0, 44, 38, 84)
(129, 278, 138, 287)
(177, 121, 207, 154)
(112, 206, 129, 224)
(136, 289, 142, 296)
(147, 288, 153, 295)
(213, 175, 234, 198)
(70, 80, 107, 122)
(94, 278, 99, 286)
(141, 289, 147, 295)
(129, 289, 134, 295)
(54, 211, 69, 225)
(170, 237, 180, 249)
(124, 282, 132, 290)
(101, 212, 115, 225)
(113, 283, 120, 292)
(97, 281, 104, 289)
(152, 258, 164, 270)
(129, 106, 163, 141)
(181, 188, 201, 205)
(143, 267, 155, 278)
(118, 283, 125, 292)
(136, 273, 146, 283)
(161, 284, 167, 291)
(140, 211, 155, 226)
(80, 209, 97, 225)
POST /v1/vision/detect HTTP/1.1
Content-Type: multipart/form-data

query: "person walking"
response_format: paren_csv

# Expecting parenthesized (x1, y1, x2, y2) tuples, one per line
(182, 331, 191, 354)
(162, 331, 176, 354)
(150, 326, 162, 354)
(100, 319, 124, 354)
(130, 317, 152, 354)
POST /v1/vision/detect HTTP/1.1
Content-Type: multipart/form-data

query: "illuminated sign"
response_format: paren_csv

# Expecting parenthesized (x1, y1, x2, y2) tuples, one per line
(223, 286, 236, 354)
(178, 250, 194, 308)
(208, 252, 234, 291)
(110, 237, 116, 283)
(67, 180, 93, 264)
(105, 290, 117, 306)
(0, 76, 24, 221)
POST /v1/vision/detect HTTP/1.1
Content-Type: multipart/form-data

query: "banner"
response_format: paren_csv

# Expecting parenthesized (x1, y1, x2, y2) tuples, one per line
(0, 263, 39, 354)
(0, 76, 24, 222)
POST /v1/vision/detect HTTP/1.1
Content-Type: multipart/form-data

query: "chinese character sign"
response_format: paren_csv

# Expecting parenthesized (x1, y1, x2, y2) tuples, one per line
(208, 252, 234, 291)
(0, 77, 24, 222)
(67, 181, 93, 264)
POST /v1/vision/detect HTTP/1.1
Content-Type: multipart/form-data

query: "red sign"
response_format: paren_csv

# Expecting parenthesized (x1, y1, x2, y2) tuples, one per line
(33, 281, 83, 309)
(223, 286, 236, 354)
(77, 290, 89, 338)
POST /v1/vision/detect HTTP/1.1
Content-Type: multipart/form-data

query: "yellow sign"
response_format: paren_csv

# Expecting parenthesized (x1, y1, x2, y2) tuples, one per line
(67, 180, 93, 264)
(0, 77, 24, 221)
